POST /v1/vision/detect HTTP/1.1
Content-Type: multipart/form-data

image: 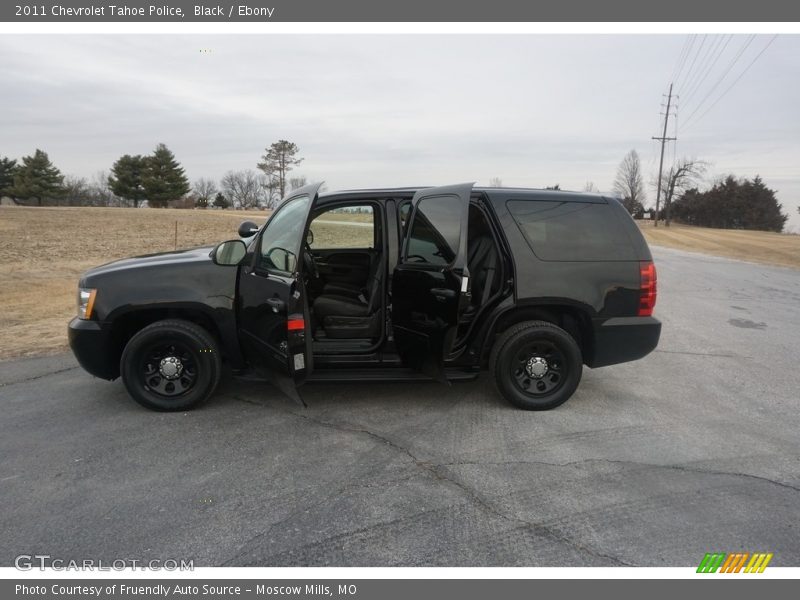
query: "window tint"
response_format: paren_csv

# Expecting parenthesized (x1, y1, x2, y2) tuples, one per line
(507, 200, 636, 261)
(309, 205, 374, 249)
(405, 195, 461, 265)
(258, 194, 311, 273)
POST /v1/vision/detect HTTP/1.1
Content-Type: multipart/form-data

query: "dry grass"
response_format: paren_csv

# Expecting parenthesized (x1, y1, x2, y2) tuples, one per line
(2, 206, 798, 361)
(0, 206, 270, 360)
(638, 220, 800, 270)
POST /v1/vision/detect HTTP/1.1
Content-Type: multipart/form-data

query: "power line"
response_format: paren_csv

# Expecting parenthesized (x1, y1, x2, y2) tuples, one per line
(676, 34, 707, 93)
(680, 35, 756, 129)
(670, 35, 693, 84)
(681, 35, 730, 107)
(673, 35, 696, 87)
(682, 35, 778, 132)
(680, 35, 718, 100)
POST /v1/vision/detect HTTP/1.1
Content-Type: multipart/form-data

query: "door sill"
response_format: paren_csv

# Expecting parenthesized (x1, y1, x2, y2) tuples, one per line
(306, 367, 479, 383)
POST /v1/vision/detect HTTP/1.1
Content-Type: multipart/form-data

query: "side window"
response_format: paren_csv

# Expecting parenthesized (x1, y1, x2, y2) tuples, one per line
(404, 195, 461, 266)
(507, 200, 636, 261)
(308, 205, 375, 249)
(258, 194, 311, 273)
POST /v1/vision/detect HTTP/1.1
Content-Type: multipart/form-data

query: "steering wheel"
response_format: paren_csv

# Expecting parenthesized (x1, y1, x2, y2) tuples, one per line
(303, 242, 319, 280)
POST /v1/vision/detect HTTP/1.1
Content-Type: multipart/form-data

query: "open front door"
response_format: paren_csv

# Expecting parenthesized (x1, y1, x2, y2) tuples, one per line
(391, 183, 473, 381)
(237, 182, 323, 403)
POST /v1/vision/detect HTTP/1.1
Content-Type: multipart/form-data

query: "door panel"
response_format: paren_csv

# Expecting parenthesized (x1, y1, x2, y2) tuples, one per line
(237, 182, 323, 398)
(391, 183, 473, 380)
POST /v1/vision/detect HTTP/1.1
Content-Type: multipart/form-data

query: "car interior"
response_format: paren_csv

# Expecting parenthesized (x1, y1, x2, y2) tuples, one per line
(305, 201, 385, 346)
(305, 196, 501, 351)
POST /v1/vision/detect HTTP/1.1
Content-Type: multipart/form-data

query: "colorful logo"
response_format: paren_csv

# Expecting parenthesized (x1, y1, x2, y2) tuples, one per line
(697, 552, 773, 573)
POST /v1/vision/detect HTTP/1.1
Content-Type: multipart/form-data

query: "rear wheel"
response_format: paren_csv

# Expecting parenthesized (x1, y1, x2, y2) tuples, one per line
(120, 319, 221, 411)
(489, 320, 582, 410)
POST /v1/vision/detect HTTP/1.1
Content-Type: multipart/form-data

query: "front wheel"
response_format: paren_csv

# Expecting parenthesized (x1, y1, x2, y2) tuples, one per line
(120, 319, 221, 411)
(489, 320, 582, 410)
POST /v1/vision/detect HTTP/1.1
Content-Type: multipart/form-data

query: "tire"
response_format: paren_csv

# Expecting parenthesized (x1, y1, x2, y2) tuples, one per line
(489, 320, 582, 411)
(120, 319, 221, 411)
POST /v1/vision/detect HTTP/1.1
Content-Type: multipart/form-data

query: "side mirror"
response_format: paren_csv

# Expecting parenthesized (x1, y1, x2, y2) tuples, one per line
(306, 229, 314, 246)
(238, 220, 259, 238)
(211, 240, 247, 266)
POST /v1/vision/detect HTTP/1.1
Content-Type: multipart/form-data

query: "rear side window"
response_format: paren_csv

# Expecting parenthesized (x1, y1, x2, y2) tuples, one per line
(404, 195, 461, 266)
(507, 200, 636, 261)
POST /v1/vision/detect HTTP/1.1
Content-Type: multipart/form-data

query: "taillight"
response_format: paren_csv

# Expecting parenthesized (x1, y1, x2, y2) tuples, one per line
(638, 261, 657, 317)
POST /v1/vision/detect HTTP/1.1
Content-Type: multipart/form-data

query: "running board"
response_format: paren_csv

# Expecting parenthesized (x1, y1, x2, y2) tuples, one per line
(306, 367, 479, 384)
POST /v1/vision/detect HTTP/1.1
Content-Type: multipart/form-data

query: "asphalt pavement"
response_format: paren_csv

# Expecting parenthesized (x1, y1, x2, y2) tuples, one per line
(1, 246, 799, 567)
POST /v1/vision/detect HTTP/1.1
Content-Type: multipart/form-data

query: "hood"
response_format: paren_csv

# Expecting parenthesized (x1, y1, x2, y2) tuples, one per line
(83, 246, 215, 279)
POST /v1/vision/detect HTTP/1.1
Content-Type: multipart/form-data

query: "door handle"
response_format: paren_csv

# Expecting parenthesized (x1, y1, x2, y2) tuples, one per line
(266, 297, 286, 313)
(430, 288, 456, 301)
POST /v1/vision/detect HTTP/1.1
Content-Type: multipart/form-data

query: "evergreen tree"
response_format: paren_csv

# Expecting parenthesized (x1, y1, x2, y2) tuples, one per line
(672, 175, 787, 232)
(257, 140, 303, 200)
(0, 156, 17, 196)
(142, 143, 190, 208)
(108, 154, 148, 207)
(213, 193, 230, 209)
(8, 149, 64, 206)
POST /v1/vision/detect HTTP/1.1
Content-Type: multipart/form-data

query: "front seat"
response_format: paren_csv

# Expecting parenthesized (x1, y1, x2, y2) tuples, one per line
(313, 255, 384, 339)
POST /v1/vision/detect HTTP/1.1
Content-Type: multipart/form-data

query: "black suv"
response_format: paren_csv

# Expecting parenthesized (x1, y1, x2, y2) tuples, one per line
(68, 183, 660, 411)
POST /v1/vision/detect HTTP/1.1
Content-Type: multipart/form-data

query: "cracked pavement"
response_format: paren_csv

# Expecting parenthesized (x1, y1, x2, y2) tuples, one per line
(1, 246, 799, 566)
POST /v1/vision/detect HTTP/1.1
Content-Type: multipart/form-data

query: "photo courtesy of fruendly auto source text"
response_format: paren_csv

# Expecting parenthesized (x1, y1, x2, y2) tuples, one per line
(1, 1, 798, 597)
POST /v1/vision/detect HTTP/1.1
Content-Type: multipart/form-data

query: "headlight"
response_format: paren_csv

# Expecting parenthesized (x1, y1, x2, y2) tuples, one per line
(78, 288, 97, 319)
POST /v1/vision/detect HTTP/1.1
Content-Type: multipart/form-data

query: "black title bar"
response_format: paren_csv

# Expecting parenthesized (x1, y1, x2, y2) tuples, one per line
(3, 0, 800, 22)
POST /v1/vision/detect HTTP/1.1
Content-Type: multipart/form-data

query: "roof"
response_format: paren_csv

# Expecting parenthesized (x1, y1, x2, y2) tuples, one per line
(319, 186, 611, 204)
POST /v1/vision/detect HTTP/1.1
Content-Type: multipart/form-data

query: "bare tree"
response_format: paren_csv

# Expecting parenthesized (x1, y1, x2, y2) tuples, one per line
(60, 175, 89, 206)
(489, 177, 503, 188)
(289, 175, 308, 191)
(612, 150, 645, 215)
(90, 170, 119, 206)
(659, 158, 707, 227)
(193, 178, 217, 208)
(221, 170, 264, 209)
(583, 181, 598, 193)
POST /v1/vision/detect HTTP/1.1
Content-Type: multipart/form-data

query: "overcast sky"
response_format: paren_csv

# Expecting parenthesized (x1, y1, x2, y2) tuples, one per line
(2, 34, 799, 229)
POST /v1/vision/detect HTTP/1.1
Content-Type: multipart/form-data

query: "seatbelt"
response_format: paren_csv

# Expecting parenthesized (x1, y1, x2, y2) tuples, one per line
(481, 244, 497, 306)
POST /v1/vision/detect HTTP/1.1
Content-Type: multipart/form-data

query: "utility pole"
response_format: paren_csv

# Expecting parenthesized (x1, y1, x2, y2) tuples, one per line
(652, 83, 677, 227)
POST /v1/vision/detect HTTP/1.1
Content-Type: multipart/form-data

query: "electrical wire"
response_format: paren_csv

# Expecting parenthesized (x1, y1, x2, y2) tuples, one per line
(682, 35, 778, 132)
(669, 35, 693, 85)
(676, 34, 707, 93)
(681, 35, 731, 108)
(679, 35, 757, 130)
(672, 35, 696, 87)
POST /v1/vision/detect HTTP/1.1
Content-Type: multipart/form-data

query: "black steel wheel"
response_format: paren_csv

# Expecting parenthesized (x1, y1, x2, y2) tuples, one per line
(490, 320, 582, 410)
(120, 319, 221, 411)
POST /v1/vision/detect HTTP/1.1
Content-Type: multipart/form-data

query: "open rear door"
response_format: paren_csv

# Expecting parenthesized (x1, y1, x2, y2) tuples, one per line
(391, 183, 473, 381)
(237, 182, 324, 403)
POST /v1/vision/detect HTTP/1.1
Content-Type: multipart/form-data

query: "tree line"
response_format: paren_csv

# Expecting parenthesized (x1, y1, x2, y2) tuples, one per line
(0, 140, 304, 210)
(609, 149, 788, 232)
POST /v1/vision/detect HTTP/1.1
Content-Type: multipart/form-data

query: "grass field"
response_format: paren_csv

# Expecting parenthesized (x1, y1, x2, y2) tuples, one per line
(0, 206, 272, 360)
(637, 220, 800, 270)
(1, 206, 798, 361)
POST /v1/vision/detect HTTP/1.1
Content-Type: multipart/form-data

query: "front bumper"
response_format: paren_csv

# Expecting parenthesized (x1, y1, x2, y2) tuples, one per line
(587, 316, 661, 368)
(68, 317, 118, 380)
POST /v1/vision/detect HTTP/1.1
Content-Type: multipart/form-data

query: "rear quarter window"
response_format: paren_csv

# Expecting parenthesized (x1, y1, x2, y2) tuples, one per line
(507, 199, 636, 261)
